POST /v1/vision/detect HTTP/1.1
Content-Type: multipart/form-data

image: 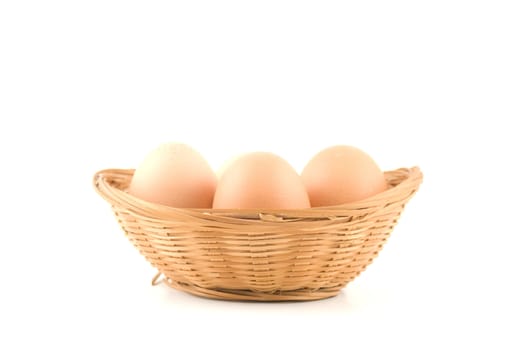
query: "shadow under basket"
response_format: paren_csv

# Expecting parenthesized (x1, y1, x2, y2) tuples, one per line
(93, 167, 423, 301)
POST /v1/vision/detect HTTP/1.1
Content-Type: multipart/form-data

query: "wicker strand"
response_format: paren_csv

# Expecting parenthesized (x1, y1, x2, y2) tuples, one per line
(151, 271, 163, 286)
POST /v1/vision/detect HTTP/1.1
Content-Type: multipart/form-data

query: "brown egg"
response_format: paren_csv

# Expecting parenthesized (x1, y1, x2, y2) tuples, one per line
(301, 145, 387, 206)
(128, 143, 216, 208)
(213, 152, 310, 209)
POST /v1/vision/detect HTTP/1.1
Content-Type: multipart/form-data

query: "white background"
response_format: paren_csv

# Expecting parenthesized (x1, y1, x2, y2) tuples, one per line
(1, 1, 522, 349)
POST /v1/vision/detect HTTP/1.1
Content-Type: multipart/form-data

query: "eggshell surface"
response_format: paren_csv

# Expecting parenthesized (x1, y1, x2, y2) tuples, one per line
(128, 143, 216, 208)
(213, 152, 311, 209)
(301, 145, 387, 206)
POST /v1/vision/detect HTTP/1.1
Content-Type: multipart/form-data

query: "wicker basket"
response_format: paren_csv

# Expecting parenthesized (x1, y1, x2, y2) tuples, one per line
(93, 166, 422, 301)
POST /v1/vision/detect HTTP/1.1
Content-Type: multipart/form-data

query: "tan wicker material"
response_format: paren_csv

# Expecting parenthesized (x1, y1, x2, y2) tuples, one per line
(94, 167, 423, 301)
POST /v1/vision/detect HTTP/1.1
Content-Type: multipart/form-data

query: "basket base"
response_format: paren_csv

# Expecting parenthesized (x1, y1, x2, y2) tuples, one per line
(156, 274, 344, 301)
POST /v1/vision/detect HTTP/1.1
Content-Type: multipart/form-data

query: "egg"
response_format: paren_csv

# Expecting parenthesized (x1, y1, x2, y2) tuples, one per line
(301, 145, 387, 206)
(213, 152, 310, 209)
(128, 143, 216, 208)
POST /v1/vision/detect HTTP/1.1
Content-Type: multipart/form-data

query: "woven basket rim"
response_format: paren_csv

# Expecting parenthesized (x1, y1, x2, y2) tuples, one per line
(93, 166, 422, 221)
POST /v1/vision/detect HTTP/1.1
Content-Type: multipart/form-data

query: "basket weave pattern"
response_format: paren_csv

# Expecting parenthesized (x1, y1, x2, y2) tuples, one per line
(94, 167, 422, 301)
